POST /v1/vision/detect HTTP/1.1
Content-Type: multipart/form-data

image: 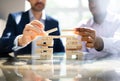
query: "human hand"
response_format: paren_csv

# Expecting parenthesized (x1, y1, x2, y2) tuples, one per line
(18, 20, 48, 46)
(74, 27, 104, 51)
(74, 27, 96, 48)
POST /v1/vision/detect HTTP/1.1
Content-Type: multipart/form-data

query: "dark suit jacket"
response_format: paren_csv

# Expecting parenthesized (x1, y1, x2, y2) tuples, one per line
(0, 10, 65, 56)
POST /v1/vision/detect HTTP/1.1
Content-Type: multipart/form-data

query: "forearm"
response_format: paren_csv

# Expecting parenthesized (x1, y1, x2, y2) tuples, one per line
(12, 35, 29, 51)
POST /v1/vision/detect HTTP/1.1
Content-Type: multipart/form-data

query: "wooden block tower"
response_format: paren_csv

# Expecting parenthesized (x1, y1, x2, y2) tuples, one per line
(33, 35, 83, 60)
(33, 36, 53, 60)
(66, 36, 83, 60)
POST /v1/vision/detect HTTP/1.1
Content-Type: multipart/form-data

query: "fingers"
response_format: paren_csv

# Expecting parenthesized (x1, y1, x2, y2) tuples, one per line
(74, 27, 96, 48)
(28, 30, 39, 40)
(86, 43, 94, 48)
(82, 36, 95, 48)
(19, 20, 47, 46)
(24, 24, 42, 35)
(81, 36, 94, 42)
(74, 27, 96, 40)
(75, 27, 96, 39)
(29, 20, 47, 36)
(30, 20, 44, 29)
(23, 24, 44, 41)
(23, 20, 48, 36)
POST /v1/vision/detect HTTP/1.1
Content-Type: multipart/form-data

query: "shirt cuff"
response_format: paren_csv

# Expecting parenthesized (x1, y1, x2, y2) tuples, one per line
(12, 35, 27, 51)
(102, 37, 117, 53)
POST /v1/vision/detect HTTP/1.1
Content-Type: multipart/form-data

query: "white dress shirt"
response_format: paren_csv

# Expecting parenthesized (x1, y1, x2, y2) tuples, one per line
(13, 10, 46, 54)
(78, 12, 120, 59)
(0, 19, 6, 37)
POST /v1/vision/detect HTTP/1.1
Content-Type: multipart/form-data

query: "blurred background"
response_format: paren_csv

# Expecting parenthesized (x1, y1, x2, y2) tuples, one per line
(0, 0, 120, 36)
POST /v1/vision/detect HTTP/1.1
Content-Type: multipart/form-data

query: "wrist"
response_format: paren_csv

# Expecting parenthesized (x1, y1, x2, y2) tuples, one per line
(94, 36, 104, 51)
(18, 35, 26, 46)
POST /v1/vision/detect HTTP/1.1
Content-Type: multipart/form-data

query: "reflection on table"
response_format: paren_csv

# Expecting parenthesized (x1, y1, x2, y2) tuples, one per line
(0, 52, 120, 81)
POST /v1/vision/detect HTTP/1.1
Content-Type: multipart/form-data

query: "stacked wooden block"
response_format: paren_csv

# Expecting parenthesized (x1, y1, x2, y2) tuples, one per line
(33, 36, 53, 60)
(66, 36, 83, 60)
(33, 35, 83, 60)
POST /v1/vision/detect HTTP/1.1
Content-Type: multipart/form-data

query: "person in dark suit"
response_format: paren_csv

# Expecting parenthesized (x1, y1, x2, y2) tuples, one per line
(0, 0, 65, 57)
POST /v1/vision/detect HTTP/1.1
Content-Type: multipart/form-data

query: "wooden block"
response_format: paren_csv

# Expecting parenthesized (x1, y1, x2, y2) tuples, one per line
(66, 50, 83, 60)
(66, 50, 83, 55)
(66, 44, 82, 50)
(46, 27, 58, 34)
(36, 38, 53, 46)
(66, 41, 80, 44)
(66, 38, 77, 40)
(66, 55, 83, 60)
(35, 48, 53, 60)
(35, 48, 53, 54)
(66, 36, 78, 40)
(66, 35, 82, 50)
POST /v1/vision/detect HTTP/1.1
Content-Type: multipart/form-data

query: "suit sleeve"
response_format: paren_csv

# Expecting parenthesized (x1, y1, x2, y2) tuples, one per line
(0, 14, 17, 54)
